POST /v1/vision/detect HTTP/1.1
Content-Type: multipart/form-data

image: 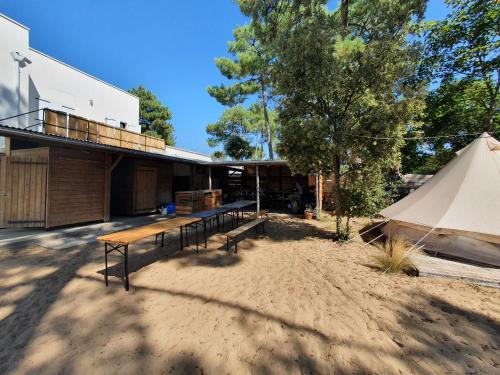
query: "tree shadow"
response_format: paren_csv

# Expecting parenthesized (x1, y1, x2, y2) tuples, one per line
(0, 243, 156, 374)
(367, 288, 500, 374)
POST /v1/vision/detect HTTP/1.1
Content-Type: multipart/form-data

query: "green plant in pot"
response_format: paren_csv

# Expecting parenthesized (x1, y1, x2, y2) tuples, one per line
(304, 205, 314, 220)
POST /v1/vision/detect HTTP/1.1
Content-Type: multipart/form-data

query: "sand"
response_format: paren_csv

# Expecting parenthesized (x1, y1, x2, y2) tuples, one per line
(0, 215, 499, 374)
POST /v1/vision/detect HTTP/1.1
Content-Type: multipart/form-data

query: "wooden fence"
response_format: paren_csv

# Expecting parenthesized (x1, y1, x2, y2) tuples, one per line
(43, 109, 165, 153)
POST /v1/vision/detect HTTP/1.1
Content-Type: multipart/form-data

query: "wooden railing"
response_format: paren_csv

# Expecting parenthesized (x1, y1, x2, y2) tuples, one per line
(43, 109, 165, 153)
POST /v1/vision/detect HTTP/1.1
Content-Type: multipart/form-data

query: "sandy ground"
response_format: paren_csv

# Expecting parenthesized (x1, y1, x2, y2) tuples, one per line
(0, 215, 499, 375)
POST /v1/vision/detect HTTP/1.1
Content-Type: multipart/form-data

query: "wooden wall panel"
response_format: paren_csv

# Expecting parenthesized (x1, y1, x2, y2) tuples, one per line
(0, 154, 47, 228)
(157, 162, 173, 206)
(0, 157, 6, 228)
(46, 147, 105, 228)
(134, 167, 157, 213)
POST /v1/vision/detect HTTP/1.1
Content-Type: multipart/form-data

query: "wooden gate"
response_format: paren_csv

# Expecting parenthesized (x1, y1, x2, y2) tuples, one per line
(134, 167, 157, 214)
(0, 156, 48, 228)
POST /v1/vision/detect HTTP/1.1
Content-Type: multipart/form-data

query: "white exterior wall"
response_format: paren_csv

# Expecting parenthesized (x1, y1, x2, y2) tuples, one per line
(0, 14, 30, 123)
(28, 49, 140, 133)
(0, 13, 140, 135)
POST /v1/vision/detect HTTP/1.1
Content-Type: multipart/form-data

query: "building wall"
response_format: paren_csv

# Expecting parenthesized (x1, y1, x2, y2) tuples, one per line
(46, 147, 106, 228)
(0, 13, 140, 136)
(0, 14, 30, 151)
(28, 49, 140, 133)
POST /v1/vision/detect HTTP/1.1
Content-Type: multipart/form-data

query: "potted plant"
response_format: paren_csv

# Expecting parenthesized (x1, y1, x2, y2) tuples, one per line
(304, 205, 314, 220)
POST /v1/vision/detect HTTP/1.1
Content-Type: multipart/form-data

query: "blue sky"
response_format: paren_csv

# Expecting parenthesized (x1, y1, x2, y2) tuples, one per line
(1, 0, 449, 155)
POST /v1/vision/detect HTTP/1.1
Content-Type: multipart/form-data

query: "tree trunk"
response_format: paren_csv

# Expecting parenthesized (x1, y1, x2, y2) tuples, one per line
(333, 153, 342, 236)
(341, 0, 349, 33)
(261, 84, 274, 160)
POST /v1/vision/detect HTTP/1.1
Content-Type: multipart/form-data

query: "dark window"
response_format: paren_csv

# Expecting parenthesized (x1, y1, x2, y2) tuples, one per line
(120, 122, 127, 129)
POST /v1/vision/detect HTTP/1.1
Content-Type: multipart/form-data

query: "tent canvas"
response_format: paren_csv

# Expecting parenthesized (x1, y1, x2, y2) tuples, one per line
(380, 133, 500, 267)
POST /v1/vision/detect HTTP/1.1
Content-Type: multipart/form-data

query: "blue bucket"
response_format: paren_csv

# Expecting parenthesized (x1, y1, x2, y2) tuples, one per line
(166, 203, 176, 215)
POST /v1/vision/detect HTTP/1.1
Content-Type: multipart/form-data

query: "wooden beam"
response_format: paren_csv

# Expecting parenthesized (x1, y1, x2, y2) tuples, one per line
(104, 153, 112, 222)
(110, 154, 124, 172)
(208, 165, 212, 190)
(4, 137, 11, 157)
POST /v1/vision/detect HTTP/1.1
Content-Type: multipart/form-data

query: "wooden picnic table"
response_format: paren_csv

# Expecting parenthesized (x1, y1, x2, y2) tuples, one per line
(219, 200, 256, 227)
(97, 217, 202, 291)
(185, 200, 257, 230)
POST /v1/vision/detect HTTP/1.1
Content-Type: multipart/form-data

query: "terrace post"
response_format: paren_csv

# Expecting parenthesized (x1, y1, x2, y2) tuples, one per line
(256, 165, 260, 215)
(315, 173, 321, 219)
(208, 166, 212, 190)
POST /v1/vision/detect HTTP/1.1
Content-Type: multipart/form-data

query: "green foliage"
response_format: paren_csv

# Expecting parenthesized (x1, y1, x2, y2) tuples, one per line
(128, 85, 175, 145)
(224, 135, 254, 160)
(341, 166, 390, 221)
(206, 106, 260, 160)
(207, 23, 277, 159)
(402, 79, 499, 173)
(211, 151, 226, 160)
(206, 106, 251, 146)
(421, 0, 499, 130)
(242, 0, 427, 236)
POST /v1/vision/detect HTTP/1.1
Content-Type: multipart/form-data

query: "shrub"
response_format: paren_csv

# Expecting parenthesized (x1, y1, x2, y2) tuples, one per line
(373, 235, 416, 274)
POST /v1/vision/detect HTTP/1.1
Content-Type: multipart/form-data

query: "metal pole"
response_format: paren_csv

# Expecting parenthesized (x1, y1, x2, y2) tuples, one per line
(256, 165, 260, 215)
(208, 166, 212, 190)
(315, 173, 320, 219)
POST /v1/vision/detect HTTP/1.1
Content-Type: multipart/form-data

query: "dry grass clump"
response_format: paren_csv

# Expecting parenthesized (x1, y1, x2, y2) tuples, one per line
(373, 235, 416, 274)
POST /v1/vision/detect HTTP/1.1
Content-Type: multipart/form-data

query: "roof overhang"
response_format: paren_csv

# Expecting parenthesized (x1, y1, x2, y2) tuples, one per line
(0, 124, 205, 165)
(0, 124, 290, 167)
(203, 159, 289, 167)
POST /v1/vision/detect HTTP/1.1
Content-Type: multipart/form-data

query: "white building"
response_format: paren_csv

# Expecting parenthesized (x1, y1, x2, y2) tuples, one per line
(0, 12, 140, 149)
(0, 13, 217, 162)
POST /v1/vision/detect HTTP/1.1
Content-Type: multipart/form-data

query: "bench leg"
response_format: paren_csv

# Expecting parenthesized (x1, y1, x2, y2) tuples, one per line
(204, 220, 207, 248)
(185, 225, 189, 247)
(104, 243, 109, 286)
(124, 244, 129, 291)
(195, 223, 199, 253)
(235, 239, 238, 253)
(180, 226, 183, 250)
(161, 232, 165, 247)
(226, 236, 229, 252)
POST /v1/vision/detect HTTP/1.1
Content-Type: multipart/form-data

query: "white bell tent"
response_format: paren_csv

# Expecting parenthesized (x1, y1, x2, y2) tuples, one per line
(380, 133, 500, 267)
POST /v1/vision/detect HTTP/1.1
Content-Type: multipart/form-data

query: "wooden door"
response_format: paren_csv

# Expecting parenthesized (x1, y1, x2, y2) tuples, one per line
(0, 156, 48, 228)
(134, 167, 157, 214)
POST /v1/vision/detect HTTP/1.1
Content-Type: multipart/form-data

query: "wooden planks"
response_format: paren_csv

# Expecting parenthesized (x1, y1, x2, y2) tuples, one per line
(0, 156, 6, 228)
(97, 217, 201, 245)
(43, 109, 166, 153)
(0, 154, 48, 228)
(175, 189, 222, 214)
(134, 167, 157, 213)
(46, 147, 105, 228)
(226, 218, 265, 238)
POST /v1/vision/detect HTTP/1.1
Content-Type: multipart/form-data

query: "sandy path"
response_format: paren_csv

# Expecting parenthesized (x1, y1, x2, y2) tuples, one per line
(0, 216, 499, 374)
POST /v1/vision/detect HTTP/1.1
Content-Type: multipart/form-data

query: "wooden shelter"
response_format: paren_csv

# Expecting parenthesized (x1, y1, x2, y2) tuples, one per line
(0, 123, 205, 229)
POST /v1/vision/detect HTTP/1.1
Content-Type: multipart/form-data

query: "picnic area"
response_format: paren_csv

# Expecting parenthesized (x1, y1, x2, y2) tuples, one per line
(1, 213, 499, 374)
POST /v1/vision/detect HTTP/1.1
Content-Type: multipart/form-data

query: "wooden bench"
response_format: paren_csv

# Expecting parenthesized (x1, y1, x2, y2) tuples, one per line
(246, 209, 269, 221)
(97, 217, 202, 291)
(226, 218, 266, 253)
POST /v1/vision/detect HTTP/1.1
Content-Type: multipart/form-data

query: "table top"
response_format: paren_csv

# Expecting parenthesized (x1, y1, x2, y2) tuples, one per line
(219, 200, 257, 209)
(97, 217, 201, 245)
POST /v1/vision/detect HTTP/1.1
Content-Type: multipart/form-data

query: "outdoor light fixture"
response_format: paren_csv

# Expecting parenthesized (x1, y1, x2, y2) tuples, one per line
(11, 51, 32, 128)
